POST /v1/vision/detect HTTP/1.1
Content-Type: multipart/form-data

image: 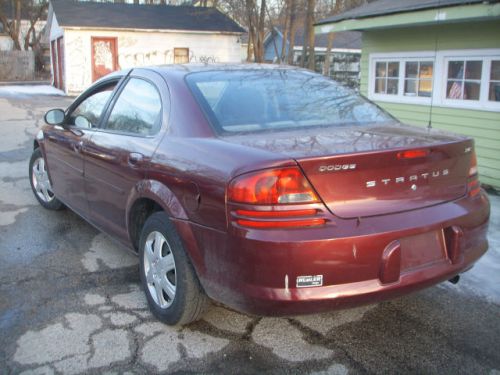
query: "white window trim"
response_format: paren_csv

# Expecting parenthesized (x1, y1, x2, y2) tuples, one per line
(368, 49, 500, 112)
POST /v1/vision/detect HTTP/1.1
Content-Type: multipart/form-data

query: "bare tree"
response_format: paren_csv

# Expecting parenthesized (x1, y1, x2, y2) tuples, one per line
(0, 0, 47, 51)
(0, 0, 22, 50)
(256, 0, 266, 62)
(244, 0, 266, 62)
(279, 1, 289, 62)
(322, 31, 334, 75)
(305, 0, 315, 70)
(286, 0, 297, 64)
(23, 1, 47, 50)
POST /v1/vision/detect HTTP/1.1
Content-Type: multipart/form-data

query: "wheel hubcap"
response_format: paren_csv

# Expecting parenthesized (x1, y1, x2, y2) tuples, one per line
(32, 157, 55, 203)
(144, 231, 176, 308)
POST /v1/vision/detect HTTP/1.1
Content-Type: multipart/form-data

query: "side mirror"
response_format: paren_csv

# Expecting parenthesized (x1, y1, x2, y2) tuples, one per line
(44, 109, 65, 126)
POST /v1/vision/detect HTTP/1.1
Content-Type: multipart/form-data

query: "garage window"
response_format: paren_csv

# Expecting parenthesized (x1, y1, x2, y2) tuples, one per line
(174, 48, 189, 64)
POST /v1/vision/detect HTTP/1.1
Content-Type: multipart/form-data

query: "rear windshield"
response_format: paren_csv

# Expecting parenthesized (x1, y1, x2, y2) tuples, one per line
(186, 69, 395, 134)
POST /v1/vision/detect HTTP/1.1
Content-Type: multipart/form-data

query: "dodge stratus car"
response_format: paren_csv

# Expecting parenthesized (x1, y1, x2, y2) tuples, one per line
(30, 65, 490, 325)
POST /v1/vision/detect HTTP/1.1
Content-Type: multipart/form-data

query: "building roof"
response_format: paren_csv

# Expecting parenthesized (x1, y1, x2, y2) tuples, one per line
(50, 0, 244, 33)
(317, 0, 496, 25)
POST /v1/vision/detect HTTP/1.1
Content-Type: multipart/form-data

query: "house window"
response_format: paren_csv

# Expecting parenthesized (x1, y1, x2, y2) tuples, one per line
(375, 61, 399, 95)
(404, 61, 433, 97)
(446, 60, 482, 100)
(174, 48, 189, 64)
(369, 50, 500, 111)
(489, 60, 500, 102)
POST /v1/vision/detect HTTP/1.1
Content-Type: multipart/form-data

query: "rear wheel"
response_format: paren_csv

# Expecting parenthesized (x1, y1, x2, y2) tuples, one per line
(29, 148, 64, 210)
(139, 212, 208, 325)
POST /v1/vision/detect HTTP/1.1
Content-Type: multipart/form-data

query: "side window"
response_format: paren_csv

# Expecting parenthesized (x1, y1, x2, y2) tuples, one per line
(446, 60, 482, 101)
(104, 78, 162, 136)
(374, 61, 399, 95)
(69, 82, 117, 128)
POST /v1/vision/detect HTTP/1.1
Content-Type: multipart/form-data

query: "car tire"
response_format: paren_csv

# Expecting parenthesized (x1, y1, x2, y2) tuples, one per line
(139, 211, 209, 325)
(29, 148, 64, 211)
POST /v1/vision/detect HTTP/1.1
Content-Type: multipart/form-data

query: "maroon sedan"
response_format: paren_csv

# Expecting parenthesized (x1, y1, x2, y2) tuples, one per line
(30, 65, 490, 325)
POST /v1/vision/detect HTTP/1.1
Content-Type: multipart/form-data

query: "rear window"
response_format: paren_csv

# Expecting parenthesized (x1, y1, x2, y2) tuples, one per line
(186, 69, 395, 134)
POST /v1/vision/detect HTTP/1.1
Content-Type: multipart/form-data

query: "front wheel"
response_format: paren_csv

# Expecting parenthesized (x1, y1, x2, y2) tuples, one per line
(29, 148, 64, 210)
(139, 212, 209, 325)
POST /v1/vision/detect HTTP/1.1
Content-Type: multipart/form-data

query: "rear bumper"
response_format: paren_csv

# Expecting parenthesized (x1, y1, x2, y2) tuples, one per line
(214, 239, 487, 316)
(179, 190, 490, 316)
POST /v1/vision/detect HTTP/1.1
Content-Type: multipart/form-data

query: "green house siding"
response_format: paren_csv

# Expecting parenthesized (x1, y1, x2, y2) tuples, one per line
(361, 21, 500, 188)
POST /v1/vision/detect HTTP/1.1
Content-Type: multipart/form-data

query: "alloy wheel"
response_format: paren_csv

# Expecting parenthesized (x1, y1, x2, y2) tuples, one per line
(143, 231, 177, 308)
(31, 157, 55, 203)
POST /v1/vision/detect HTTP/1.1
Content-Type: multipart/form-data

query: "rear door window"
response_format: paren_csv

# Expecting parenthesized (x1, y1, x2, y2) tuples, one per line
(103, 78, 162, 136)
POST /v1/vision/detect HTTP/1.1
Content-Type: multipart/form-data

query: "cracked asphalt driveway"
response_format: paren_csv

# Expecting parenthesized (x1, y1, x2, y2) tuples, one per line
(1, 91, 499, 374)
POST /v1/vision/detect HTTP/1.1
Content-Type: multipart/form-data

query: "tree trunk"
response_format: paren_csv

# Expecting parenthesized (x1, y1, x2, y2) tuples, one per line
(245, 0, 256, 61)
(255, 0, 266, 63)
(280, 1, 289, 63)
(322, 32, 335, 76)
(246, 29, 254, 62)
(306, 0, 315, 71)
(286, 0, 297, 65)
(300, 7, 308, 67)
(11, 0, 22, 50)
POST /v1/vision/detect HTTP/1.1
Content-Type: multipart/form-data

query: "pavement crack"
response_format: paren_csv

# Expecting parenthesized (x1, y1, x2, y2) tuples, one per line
(129, 330, 141, 366)
(178, 342, 188, 359)
(242, 317, 262, 341)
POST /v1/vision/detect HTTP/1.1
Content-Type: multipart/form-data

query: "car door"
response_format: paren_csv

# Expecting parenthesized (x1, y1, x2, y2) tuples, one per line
(43, 78, 122, 217)
(83, 69, 168, 241)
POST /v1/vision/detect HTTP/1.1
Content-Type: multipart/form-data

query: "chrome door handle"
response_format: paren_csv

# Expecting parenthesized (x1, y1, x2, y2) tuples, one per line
(73, 141, 83, 153)
(128, 152, 144, 165)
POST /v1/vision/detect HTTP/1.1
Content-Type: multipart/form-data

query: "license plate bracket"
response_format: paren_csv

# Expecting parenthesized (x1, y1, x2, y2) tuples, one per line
(400, 230, 447, 272)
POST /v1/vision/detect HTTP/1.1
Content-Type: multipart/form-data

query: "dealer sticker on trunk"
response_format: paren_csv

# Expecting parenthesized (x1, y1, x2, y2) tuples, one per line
(296, 275, 323, 288)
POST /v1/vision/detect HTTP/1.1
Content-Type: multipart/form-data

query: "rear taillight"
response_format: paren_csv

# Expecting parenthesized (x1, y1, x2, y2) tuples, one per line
(228, 167, 319, 205)
(468, 151, 480, 197)
(397, 149, 429, 159)
(469, 152, 478, 177)
(228, 167, 326, 229)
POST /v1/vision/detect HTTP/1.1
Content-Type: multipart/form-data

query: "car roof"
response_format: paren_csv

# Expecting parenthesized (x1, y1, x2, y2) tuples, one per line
(137, 63, 311, 78)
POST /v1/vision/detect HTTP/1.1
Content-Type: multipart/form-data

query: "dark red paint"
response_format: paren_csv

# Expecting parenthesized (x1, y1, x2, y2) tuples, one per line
(36, 65, 490, 316)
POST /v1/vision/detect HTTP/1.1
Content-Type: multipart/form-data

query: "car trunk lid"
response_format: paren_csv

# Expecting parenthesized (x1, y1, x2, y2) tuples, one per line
(297, 140, 473, 218)
(222, 124, 473, 218)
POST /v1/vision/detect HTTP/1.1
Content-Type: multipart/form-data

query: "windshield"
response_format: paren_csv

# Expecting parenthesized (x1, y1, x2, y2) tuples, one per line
(186, 69, 396, 134)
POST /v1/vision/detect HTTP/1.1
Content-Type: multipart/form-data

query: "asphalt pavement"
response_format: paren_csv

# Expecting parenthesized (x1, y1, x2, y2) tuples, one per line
(0, 90, 499, 375)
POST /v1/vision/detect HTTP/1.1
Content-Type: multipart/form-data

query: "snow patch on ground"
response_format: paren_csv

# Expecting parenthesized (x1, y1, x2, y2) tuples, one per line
(0, 85, 65, 97)
(440, 193, 500, 305)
